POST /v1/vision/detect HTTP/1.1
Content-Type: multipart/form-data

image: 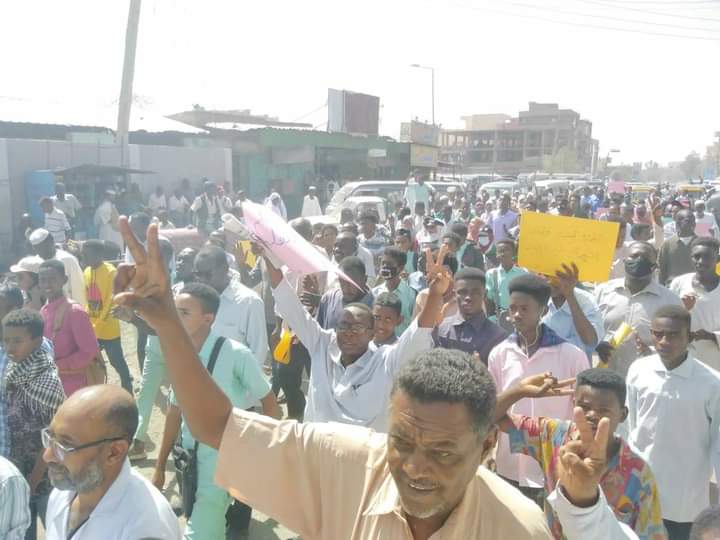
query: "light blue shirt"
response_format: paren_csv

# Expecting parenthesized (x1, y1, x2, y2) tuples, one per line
(542, 287, 604, 361)
(170, 332, 271, 447)
(372, 280, 417, 335)
(486, 265, 528, 311)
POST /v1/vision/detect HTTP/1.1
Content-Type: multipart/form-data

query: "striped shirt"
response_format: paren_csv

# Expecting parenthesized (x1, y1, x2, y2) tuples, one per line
(0, 351, 7, 457)
(43, 208, 70, 244)
(0, 456, 30, 540)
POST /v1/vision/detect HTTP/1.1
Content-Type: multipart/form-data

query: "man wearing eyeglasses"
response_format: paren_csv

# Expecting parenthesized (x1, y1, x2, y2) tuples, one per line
(42, 385, 180, 540)
(266, 244, 452, 432)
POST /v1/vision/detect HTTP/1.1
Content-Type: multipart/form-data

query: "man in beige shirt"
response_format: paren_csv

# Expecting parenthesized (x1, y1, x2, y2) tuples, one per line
(113, 218, 627, 540)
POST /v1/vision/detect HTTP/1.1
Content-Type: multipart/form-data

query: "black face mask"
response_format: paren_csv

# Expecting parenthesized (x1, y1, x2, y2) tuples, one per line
(380, 265, 398, 280)
(624, 257, 655, 278)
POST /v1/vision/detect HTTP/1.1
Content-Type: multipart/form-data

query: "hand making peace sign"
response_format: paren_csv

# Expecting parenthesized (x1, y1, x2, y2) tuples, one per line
(424, 243, 453, 298)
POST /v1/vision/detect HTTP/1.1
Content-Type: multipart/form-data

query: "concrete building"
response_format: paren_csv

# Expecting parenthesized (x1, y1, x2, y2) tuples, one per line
(441, 102, 598, 175)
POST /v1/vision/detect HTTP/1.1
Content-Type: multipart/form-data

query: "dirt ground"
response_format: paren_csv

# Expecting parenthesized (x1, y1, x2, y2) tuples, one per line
(38, 322, 297, 540)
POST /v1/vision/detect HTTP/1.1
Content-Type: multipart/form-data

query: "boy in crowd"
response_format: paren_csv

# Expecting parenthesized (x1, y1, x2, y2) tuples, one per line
(488, 274, 587, 503)
(485, 239, 528, 322)
(371, 292, 403, 347)
(153, 283, 279, 540)
(494, 368, 666, 540)
(82, 240, 133, 394)
(627, 305, 720, 540)
(2, 309, 65, 538)
(393, 228, 417, 276)
(372, 247, 415, 335)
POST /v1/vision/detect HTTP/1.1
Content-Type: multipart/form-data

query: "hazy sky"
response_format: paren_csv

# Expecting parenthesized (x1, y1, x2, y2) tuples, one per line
(2, 0, 719, 165)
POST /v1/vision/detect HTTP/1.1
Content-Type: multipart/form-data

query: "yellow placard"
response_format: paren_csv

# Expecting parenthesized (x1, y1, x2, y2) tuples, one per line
(239, 240, 256, 268)
(517, 212, 620, 282)
(716, 262, 720, 275)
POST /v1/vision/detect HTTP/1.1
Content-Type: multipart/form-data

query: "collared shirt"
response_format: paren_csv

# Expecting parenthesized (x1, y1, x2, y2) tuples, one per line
(488, 326, 588, 487)
(214, 277, 268, 368)
(45, 459, 181, 540)
(627, 354, 720, 522)
(214, 409, 552, 539)
(0, 456, 30, 540)
(485, 265, 528, 310)
(84, 262, 121, 340)
(273, 279, 433, 431)
(372, 280, 416, 335)
(44, 208, 70, 244)
(670, 273, 720, 370)
(542, 287, 605, 361)
(94, 200, 123, 248)
(41, 297, 99, 396)
(488, 209, 518, 243)
(148, 192, 167, 212)
(403, 182, 433, 210)
(508, 415, 666, 540)
(657, 236, 696, 285)
(51, 194, 81, 220)
(433, 312, 508, 365)
(168, 194, 188, 212)
(317, 287, 375, 331)
(594, 279, 681, 376)
(356, 245, 377, 279)
(53, 248, 87, 306)
(171, 332, 271, 441)
(359, 226, 390, 259)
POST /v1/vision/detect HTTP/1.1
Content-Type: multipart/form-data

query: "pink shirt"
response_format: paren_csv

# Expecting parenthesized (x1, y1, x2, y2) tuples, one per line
(41, 297, 99, 396)
(488, 327, 588, 488)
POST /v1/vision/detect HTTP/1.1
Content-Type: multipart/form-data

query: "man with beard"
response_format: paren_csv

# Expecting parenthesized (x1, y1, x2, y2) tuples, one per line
(42, 385, 180, 539)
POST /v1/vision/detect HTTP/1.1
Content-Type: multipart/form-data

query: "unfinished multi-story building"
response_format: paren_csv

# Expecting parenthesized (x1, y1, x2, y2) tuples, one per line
(440, 102, 598, 175)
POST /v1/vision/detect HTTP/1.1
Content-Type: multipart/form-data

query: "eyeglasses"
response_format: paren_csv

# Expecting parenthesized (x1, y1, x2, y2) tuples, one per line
(337, 323, 372, 335)
(41, 428, 126, 462)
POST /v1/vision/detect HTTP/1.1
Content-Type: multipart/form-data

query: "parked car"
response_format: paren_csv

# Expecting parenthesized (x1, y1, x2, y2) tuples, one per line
(325, 180, 466, 215)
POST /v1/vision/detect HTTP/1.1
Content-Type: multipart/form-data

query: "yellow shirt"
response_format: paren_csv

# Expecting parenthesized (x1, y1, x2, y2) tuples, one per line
(84, 262, 121, 340)
(215, 409, 552, 539)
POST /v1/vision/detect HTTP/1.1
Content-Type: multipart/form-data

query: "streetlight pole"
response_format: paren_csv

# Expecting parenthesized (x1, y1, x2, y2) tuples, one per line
(604, 148, 620, 178)
(410, 64, 435, 126)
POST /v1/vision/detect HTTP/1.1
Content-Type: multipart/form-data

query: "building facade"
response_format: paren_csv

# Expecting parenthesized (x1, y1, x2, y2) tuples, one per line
(440, 102, 598, 175)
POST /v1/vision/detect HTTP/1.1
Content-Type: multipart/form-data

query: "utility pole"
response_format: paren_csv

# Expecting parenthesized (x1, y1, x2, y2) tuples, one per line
(117, 0, 142, 166)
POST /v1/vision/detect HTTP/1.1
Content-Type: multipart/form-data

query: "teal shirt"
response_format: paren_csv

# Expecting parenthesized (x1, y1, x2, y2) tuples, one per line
(485, 265, 529, 310)
(171, 332, 271, 449)
(372, 280, 417, 335)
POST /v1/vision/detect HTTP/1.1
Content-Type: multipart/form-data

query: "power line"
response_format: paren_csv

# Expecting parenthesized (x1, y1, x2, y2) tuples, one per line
(447, 0, 720, 40)
(496, 0, 720, 32)
(601, 0, 720, 4)
(291, 102, 328, 123)
(574, 0, 720, 23)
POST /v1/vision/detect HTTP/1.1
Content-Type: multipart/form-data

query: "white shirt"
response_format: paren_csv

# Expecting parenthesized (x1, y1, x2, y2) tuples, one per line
(356, 245, 376, 279)
(272, 279, 433, 431)
(51, 194, 81, 220)
(168, 194, 189, 212)
(45, 459, 181, 540)
(214, 276, 269, 372)
(0, 457, 30, 540)
(94, 200, 123, 248)
(148, 192, 167, 212)
(44, 208, 71, 244)
(627, 354, 720, 522)
(54, 248, 87, 306)
(669, 273, 720, 370)
(301, 195, 322, 217)
(548, 487, 638, 540)
(594, 278, 681, 376)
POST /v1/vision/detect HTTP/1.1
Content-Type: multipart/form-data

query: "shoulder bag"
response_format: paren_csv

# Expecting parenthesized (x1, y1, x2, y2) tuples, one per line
(172, 336, 226, 517)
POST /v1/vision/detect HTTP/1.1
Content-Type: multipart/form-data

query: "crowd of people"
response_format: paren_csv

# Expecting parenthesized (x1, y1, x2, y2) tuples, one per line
(1, 173, 720, 540)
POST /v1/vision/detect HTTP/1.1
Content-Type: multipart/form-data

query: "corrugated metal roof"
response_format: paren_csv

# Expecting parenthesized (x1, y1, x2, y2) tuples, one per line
(0, 97, 208, 134)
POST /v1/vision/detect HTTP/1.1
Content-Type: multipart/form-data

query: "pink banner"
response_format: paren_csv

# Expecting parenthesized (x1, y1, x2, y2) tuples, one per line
(696, 222, 713, 238)
(607, 181, 625, 194)
(223, 203, 358, 287)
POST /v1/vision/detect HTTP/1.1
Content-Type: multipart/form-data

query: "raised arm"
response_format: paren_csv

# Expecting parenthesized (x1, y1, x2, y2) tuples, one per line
(494, 373, 575, 430)
(114, 218, 231, 450)
(552, 264, 600, 349)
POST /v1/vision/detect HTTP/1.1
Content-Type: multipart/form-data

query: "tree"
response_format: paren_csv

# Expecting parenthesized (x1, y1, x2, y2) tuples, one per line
(680, 151, 702, 179)
(542, 146, 581, 173)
